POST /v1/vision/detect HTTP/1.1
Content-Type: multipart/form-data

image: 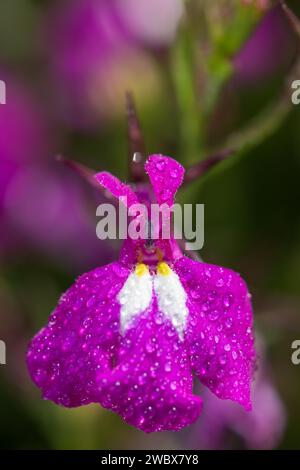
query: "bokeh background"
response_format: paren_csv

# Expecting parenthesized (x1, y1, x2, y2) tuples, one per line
(1, 0, 300, 450)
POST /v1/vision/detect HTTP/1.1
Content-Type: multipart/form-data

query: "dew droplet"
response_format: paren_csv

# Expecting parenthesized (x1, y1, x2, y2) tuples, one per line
(223, 293, 233, 308)
(160, 188, 172, 202)
(86, 295, 96, 308)
(170, 382, 177, 391)
(146, 342, 155, 354)
(225, 317, 233, 329)
(208, 290, 217, 301)
(155, 313, 164, 325)
(191, 285, 202, 300)
(208, 310, 220, 321)
(156, 159, 166, 171)
(219, 354, 227, 365)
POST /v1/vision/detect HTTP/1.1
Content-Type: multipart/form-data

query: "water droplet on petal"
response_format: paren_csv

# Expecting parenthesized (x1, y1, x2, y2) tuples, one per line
(170, 382, 177, 391)
(232, 350, 238, 360)
(208, 290, 217, 301)
(223, 293, 234, 308)
(86, 295, 96, 308)
(160, 188, 172, 202)
(219, 354, 227, 365)
(156, 159, 166, 171)
(191, 285, 202, 300)
(167, 329, 175, 338)
(208, 310, 220, 321)
(154, 313, 164, 325)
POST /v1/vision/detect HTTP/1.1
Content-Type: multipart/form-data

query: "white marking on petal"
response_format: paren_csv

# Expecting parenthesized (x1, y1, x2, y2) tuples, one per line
(118, 266, 152, 334)
(154, 265, 188, 340)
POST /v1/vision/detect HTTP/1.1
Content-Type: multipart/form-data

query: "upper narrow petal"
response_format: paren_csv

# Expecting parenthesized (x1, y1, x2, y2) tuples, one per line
(145, 154, 184, 206)
(174, 256, 255, 411)
(94, 171, 139, 207)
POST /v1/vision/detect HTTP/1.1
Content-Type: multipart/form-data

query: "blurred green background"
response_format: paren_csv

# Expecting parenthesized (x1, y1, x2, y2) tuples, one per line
(1, 0, 300, 449)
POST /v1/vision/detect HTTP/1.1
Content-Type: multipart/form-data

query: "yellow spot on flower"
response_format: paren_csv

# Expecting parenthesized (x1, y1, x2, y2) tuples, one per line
(157, 262, 171, 276)
(135, 263, 149, 277)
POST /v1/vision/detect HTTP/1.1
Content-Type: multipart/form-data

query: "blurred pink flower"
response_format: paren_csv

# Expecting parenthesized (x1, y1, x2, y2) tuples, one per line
(0, 75, 48, 194)
(188, 340, 286, 449)
(115, 0, 184, 46)
(234, 4, 296, 84)
(47, 0, 183, 127)
(4, 163, 115, 269)
(0, 74, 50, 252)
(0, 72, 113, 269)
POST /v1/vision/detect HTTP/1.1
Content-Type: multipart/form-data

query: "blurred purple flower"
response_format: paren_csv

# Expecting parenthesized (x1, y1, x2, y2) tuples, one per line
(47, 0, 183, 127)
(4, 163, 115, 269)
(0, 75, 50, 252)
(0, 75, 48, 194)
(0, 73, 113, 269)
(188, 340, 286, 449)
(234, 4, 296, 84)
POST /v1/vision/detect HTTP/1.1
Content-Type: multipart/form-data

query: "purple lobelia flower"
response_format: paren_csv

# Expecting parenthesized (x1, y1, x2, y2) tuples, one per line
(27, 154, 255, 433)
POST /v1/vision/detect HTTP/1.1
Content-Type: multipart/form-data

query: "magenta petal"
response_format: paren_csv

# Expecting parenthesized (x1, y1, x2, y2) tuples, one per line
(94, 171, 139, 207)
(96, 299, 202, 432)
(175, 256, 255, 411)
(145, 154, 184, 206)
(26, 262, 130, 407)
